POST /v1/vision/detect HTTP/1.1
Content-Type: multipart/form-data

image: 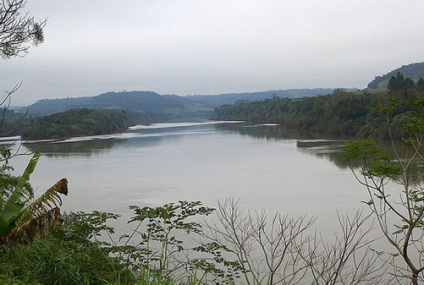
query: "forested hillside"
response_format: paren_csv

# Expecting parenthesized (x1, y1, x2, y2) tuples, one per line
(11, 65, 424, 140)
(367, 62, 424, 89)
(211, 82, 423, 139)
(0, 109, 27, 137)
(22, 109, 136, 140)
(27, 91, 194, 116)
(24, 89, 349, 116)
(187, 88, 350, 107)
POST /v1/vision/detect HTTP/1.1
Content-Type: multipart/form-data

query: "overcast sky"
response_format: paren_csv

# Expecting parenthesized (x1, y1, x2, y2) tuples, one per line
(2, 0, 424, 106)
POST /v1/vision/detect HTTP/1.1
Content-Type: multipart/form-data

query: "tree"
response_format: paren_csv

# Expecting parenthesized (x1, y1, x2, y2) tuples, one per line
(0, 0, 46, 59)
(303, 211, 388, 284)
(388, 72, 416, 92)
(0, 0, 68, 246)
(417, 77, 424, 90)
(0, 0, 46, 141)
(343, 91, 424, 284)
(201, 198, 387, 285)
(202, 198, 313, 284)
(388, 72, 405, 91)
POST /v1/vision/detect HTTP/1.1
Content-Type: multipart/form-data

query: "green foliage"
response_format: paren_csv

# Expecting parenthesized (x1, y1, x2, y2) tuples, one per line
(0, 210, 134, 285)
(0, 152, 68, 245)
(0, 201, 241, 285)
(0, 121, 68, 244)
(0, 152, 38, 239)
(25, 91, 213, 121)
(212, 86, 424, 139)
(89, 91, 184, 111)
(367, 62, 424, 89)
(343, 140, 401, 178)
(26, 89, 338, 117)
(57, 211, 120, 245)
(116, 201, 241, 284)
(342, 92, 424, 284)
(0, 198, 393, 284)
(22, 108, 131, 140)
(0, 236, 126, 285)
(211, 89, 381, 138)
(0, 147, 72, 282)
(387, 72, 418, 91)
(0, 145, 31, 201)
(0, 109, 28, 137)
(417, 77, 424, 90)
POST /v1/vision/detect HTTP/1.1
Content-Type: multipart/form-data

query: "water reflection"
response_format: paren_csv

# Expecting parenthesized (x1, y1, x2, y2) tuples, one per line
(23, 122, 351, 164)
(22, 122, 300, 158)
(8, 121, 374, 235)
(214, 123, 351, 167)
(213, 122, 323, 140)
(214, 123, 292, 140)
(296, 138, 424, 183)
(215, 123, 424, 175)
(22, 122, 222, 157)
(298, 147, 351, 169)
(24, 138, 124, 157)
(20, 121, 423, 178)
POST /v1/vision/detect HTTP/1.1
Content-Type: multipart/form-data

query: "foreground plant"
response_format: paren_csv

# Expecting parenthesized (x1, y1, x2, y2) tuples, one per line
(303, 211, 387, 284)
(116, 201, 241, 284)
(343, 90, 424, 284)
(0, 150, 68, 245)
(202, 197, 314, 285)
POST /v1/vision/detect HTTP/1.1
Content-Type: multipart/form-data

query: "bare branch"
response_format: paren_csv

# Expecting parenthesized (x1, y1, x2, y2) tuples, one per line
(0, 0, 46, 59)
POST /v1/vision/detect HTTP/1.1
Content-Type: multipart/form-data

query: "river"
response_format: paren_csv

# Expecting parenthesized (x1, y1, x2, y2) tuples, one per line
(5, 121, 369, 235)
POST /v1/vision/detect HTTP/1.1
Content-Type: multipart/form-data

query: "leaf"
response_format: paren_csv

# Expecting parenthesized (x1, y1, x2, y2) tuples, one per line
(0, 178, 69, 245)
(0, 153, 40, 236)
(362, 200, 374, 206)
(0, 207, 63, 244)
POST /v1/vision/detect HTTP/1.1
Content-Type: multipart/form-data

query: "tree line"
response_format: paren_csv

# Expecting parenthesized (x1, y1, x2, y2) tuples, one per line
(211, 78, 424, 139)
(20, 108, 166, 140)
(367, 62, 424, 89)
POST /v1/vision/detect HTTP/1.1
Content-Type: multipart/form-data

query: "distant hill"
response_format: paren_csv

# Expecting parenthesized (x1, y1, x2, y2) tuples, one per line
(27, 91, 185, 116)
(25, 88, 352, 117)
(186, 88, 352, 107)
(367, 62, 424, 89)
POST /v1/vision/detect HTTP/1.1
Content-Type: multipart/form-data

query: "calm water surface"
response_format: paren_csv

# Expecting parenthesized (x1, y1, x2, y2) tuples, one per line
(9, 122, 368, 233)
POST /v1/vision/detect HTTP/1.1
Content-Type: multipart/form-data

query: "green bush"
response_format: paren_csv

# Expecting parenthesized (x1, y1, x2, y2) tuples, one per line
(0, 236, 129, 285)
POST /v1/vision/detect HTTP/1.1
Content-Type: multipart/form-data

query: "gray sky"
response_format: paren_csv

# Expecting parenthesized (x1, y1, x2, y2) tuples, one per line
(2, 0, 424, 106)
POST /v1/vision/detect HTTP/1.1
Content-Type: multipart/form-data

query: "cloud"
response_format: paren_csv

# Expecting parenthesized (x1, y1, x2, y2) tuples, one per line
(1, 0, 424, 105)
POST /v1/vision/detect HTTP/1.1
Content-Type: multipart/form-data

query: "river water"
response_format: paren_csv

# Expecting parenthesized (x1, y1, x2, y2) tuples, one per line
(6, 121, 369, 235)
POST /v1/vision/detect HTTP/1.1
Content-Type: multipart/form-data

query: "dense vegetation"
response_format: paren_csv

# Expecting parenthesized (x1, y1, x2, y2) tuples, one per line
(9, 89, 355, 141)
(0, 109, 27, 137)
(23, 89, 344, 117)
(186, 88, 347, 107)
(12, 69, 423, 141)
(211, 76, 424, 139)
(2, 107, 169, 139)
(367, 61, 424, 89)
(21, 108, 132, 140)
(27, 91, 186, 115)
(211, 89, 375, 138)
(19, 73, 424, 141)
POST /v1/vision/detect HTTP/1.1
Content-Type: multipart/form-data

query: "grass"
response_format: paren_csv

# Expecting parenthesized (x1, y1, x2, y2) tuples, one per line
(0, 236, 131, 285)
